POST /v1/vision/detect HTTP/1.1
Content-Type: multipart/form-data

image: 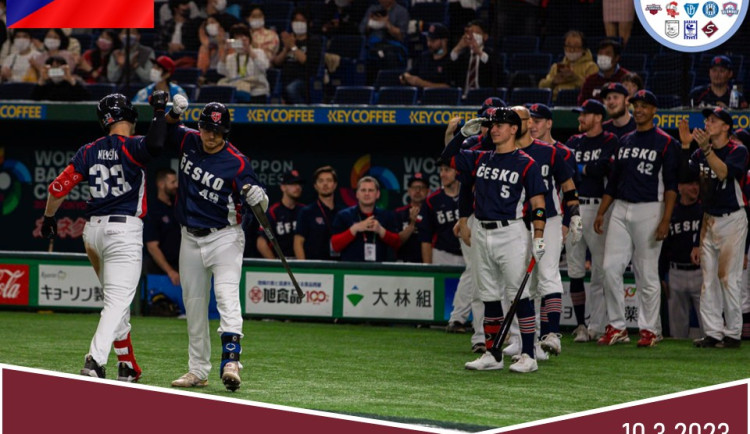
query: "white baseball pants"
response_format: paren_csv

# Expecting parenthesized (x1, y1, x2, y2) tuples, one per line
(474, 219, 531, 302)
(667, 267, 702, 338)
(529, 215, 563, 298)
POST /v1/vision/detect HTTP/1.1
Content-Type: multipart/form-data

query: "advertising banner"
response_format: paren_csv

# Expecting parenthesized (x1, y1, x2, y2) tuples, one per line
(244, 272, 334, 317)
(342, 275, 434, 320)
(38, 265, 103, 308)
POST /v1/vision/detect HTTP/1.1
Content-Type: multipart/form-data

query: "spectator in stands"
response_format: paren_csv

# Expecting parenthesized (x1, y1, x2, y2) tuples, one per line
(144, 168, 181, 286)
(621, 72, 643, 99)
(399, 23, 451, 89)
(60, 29, 82, 64)
(447, 0, 480, 47)
(217, 23, 270, 104)
(539, 30, 598, 101)
(272, 9, 322, 104)
(198, 0, 239, 27)
(331, 176, 401, 262)
(132, 56, 188, 103)
(359, 0, 409, 83)
(32, 55, 90, 101)
(578, 39, 629, 104)
(158, 0, 200, 27)
(197, 15, 229, 73)
(76, 30, 121, 83)
(321, 0, 367, 37)
(29, 29, 77, 81)
(603, 0, 634, 46)
(449, 19, 496, 98)
(294, 166, 342, 260)
(395, 173, 429, 263)
(243, 5, 280, 61)
(158, 0, 201, 54)
(107, 29, 155, 83)
(689, 55, 748, 109)
(1, 29, 40, 83)
(601, 82, 636, 138)
(257, 170, 305, 259)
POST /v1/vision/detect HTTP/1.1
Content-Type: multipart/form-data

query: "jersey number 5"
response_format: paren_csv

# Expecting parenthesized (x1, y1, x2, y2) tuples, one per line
(89, 164, 133, 198)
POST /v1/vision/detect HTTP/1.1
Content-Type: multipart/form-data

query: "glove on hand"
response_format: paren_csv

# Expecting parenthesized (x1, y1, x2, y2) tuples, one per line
(149, 90, 169, 111)
(41, 216, 57, 239)
(532, 237, 545, 262)
(460, 118, 484, 137)
(568, 215, 583, 245)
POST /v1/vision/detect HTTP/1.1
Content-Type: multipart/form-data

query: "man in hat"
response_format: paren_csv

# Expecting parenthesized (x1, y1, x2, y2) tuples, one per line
(689, 107, 748, 348)
(394, 172, 429, 263)
(400, 22, 451, 89)
(601, 82, 636, 138)
(689, 55, 748, 109)
(594, 90, 680, 347)
(132, 55, 189, 103)
(257, 170, 305, 259)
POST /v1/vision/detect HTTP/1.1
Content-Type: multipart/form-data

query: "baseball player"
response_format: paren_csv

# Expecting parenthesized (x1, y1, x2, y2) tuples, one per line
(40, 91, 168, 381)
(601, 83, 636, 138)
(395, 173, 428, 263)
(736, 128, 750, 340)
(594, 90, 680, 347)
(443, 107, 547, 373)
(689, 107, 748, 348)
(257, 170, 304, 259)
(165, 95, 267, 391)
(511, 105, 582, 357)
(444, 97, 505, 152)
(564, 99, 619, 342)
(293, 166, 341, 260)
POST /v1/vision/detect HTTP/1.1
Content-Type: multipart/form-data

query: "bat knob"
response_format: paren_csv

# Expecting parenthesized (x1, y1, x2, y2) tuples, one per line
(241, 184, 251, 194)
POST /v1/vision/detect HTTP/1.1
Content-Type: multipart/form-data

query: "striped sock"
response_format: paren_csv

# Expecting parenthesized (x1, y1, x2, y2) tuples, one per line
(113, 333, 141, 375)
(516, 298, 536, 358)
(540, 298, 549, 337)
(484, 301, 504, 360)
(569, 278, 586, 326)
(543, 293, 563, 334)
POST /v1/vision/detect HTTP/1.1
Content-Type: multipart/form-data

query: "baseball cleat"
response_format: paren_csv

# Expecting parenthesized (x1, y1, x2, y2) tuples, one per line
(534, 342, 549, 361)
(80, 355, 106, 378)
(540, 333, 562, 355)
(471, 343, 486, 354)
(572, 324, 590, 342)
(502, 336, 521, 356)
(597, 325, 630, 346)
(509, 353, 538, 373)
(117, 362, 142, 382)
(693, 336, 722, 348)
(636, 330, 658, 347)
(716, 337, 741, 349)
(221, 362, 242, 391)
(445, 321, 467, 334)
(171, 372, 208, 388)
(464, 352, 503, 370)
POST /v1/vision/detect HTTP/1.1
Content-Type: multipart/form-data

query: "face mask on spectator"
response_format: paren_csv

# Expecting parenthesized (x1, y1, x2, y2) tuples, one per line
(214, 0, 226, 11)
(291, 22, 307, 35)
(368, 19, 386, 29)
(121, 35, 138, 46)
(44, 38, 61, 50)
(472, 32, 483, 46)
(150, 68, 163, 83)
(13, 37, 31, 52)
(206, 23, 219, 36)
(565, 51, 583, 62)
(48, 67, 64, 83)
(597, 54, 613, 71)
(249, 18, 264, 29)
(96, 38, 113, 51)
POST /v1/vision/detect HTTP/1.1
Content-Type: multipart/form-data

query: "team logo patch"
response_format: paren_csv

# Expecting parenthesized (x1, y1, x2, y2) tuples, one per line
(721, 1, 739, 16)
(665, 20, 680, 37)
(666, 1, 680, 17)
(645, 4, 662, 14)
(315, 217, 324, 225)
(684, 20, 698, 39)
(684, 3, 699, 17)
(703, 1, 719, 17)
(104, 113, 114, 124)
(702, 21, 718, 37)
(535, 209, 544, 218)
(211, 111, 222, 123)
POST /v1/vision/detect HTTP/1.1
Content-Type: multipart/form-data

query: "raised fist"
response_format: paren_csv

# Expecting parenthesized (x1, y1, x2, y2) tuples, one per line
(149, 90, 169, 111)
(170, 94, 189, 116)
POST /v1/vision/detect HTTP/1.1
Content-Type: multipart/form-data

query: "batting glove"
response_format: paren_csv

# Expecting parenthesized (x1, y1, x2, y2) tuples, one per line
(568, 215, 583, 244)
(149, 90, 169, 112)
(532, 238, 545, 262)
(460, 118, 483, 137)
(170, 94, 189, 116)
(244, 184, 269, 212)
(41, 216, 57, 239)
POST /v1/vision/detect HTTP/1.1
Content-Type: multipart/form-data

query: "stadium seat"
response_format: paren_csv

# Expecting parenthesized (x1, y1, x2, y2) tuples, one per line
(508, 87, 552, 106)
(328, 58, 367, 87)
(554, 88, 580, 107)
(171, 67, 202, 85)
(327, 35, 366, 60)
(265, 68, 282, 102)
(373, 69, 405, 89)
(410, 1, 448, 25)
(620, 53, 648, 72)
(180, 84, 197, 100)
(331, 86, 375, 104)
(420, 87, 461, 105)
(655, 94, 683, 109)
(84, 83, 117, 101)
(0, 82, 36, 100)
(626, 36, 660, 55)
(196, 85, 236, 103)
(540, 35, 564, 54)
(508, 53, 552, 87)
(464, 88, 506, 106)
(501, 36, 540, 54)
(651, 71, 695, 96)
(652, 53, 693, 72)
(263, 1, 293, 21)
(376, 86, 418, 105)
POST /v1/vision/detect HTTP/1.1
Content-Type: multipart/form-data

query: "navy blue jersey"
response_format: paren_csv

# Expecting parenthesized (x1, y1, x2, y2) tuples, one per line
(70, 134, 152, 218)
(689, 140, 748, 215)
(551, 140, 577, 182)
(259, 202, 304, 257)
(606, 127, 680, 202)
(419, 189, 461, 255)
(519, 139, 574, 217)
(664, 200, 703, 264)
(451, 149, 547, 221)
(395, 204, 424, 262)
(143, 198, 181, 270)
(295, 199, 341, 260)
(461, 133, 494, 151)
(331, 206, 399, 262)
(602, 116, 636, 138)
(565, 131, 619, 198)
(168, 125, 262, 228)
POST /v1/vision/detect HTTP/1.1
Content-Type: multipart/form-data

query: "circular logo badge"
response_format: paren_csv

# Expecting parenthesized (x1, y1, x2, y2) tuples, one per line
(635, 0, 747, 52)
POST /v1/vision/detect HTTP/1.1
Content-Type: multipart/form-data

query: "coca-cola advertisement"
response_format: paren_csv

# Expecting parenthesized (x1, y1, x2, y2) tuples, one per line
(0, 264, 30, 305)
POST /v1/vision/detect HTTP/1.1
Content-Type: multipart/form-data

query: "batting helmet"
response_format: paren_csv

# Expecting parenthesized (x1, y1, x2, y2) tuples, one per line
(198, 102, 231, 137)
(481, 107, 522, 128)
(96, 93, 138, 132)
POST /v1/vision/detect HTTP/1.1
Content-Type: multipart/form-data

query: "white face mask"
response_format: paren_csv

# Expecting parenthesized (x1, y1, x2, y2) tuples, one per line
(150, 68, 162, 83)
(597, 54, 613, 71)
(214, 0, 226, 11)
(44, 38, 61, 50)
(368, 18, 386, 29)
(291, 21, 307, 35)
(249, 18, 264, 29)
(48, 67, 64, 83)
(206, 23, 219, 36)
(13, 38, 31, 52)
(565, 51, 583, 62)
(472, 32, 484, 46)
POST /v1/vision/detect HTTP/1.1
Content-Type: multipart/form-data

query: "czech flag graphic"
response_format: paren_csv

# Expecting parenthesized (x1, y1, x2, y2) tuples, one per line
(7, 0, 154, 28)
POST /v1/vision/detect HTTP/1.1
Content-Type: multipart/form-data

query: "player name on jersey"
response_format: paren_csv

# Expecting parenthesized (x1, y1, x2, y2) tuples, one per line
(617, 147, 659, 162)
(96, 149, 119, 161)
(669, 218, 701, 235)
(180, 154, 225, 191)
(577, 149, 602, 162)
(476, 165, 521, 183)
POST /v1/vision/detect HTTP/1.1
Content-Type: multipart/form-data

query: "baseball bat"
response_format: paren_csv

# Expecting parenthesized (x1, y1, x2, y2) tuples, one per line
(243, 186, 304, 299)
(491, 257, 537, 351)
(48, 238, 54, 253)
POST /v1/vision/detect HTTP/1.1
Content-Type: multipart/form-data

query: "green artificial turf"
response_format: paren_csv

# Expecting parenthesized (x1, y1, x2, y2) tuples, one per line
(0, 311, 748, 431)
